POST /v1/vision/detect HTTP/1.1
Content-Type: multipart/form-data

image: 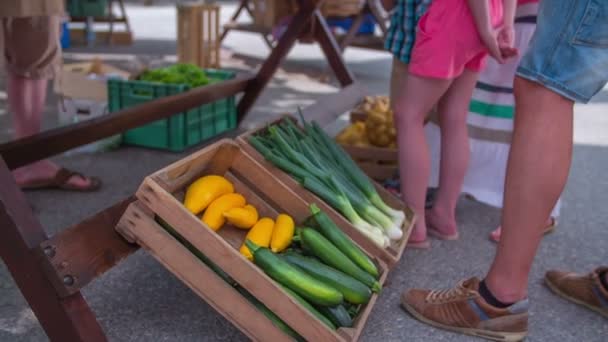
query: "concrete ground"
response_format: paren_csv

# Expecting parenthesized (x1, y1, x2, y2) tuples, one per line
(1, 3, 607, 341)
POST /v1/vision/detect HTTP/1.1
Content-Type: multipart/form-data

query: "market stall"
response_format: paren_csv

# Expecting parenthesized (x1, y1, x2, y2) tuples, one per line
(0, 1, 408, 341)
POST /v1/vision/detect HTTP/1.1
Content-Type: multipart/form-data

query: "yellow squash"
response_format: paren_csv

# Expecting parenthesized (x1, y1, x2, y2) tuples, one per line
(223, 204, 259, 229)
(202, 193, 246, 231)
(183, 175, 234, 214)
(270, 214, 295, 253)
(240, 217, 275, 260)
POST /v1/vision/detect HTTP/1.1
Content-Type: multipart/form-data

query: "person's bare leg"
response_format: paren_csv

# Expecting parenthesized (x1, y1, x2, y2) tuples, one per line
(427, 70, 479, 239)
(393, 68, 452, 245)
(485, 77, 574, 302)
(8, 74, 92, 188)
(489, 216, 555, 242)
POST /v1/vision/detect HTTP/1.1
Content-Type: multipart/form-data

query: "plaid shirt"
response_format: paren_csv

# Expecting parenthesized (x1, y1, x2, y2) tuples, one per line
(385, 0, 433, 63)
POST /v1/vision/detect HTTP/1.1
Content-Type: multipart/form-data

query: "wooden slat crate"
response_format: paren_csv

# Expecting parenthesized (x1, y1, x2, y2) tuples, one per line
(236, 117, 415, 268)
(120, 139, 389, 341)
(340, 111, 398, 182)
(177, 2, 221, 69)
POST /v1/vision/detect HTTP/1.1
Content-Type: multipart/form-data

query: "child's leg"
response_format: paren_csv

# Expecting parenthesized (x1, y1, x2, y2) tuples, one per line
(427, 69, 480, 238)
(393, 71, 452, 243)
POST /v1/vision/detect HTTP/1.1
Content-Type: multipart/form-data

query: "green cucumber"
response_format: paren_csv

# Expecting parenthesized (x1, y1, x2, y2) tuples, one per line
(281, 286, 336, 330)
(235, 286, 305, 341)
(315, 304, 353, 328)
(306, 204, 379, 278)
(282, 252, 371, 305)
(299, 228, 381, 293)
(245, 240, 343, 306)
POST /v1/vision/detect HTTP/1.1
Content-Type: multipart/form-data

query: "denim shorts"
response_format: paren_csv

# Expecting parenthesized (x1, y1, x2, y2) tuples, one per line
(517, 0, 608, 103)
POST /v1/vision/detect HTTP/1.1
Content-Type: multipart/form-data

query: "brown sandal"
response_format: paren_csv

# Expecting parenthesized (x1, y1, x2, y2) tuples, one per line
(20, 168, 102, 192)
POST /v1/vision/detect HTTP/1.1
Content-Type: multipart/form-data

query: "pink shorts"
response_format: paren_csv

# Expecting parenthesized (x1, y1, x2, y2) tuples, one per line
(409, 0, 504, 79)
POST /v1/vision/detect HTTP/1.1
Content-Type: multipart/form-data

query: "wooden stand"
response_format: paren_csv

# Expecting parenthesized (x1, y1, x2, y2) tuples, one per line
(0, 1, 387, 341)
(177, 2, 221, 69)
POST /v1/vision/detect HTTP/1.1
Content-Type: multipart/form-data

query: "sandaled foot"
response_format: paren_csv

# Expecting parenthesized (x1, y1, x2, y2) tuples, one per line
(545, 267, 608, 318)
(19, 167, 102, 192)
(489, 217, 557, 243)
(401, 278, 529, 341)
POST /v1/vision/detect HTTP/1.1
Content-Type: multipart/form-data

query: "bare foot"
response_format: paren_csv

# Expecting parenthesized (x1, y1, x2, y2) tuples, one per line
(407, 218, 430, 249)
(426, 207, 459, 240)
(490, 217, 556, 242)
(13, 160, 98, 190)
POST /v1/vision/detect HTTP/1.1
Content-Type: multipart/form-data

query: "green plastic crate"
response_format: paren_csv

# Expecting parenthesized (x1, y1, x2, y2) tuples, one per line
(67, 0, 108, 17)
(108, 69, 237, 152)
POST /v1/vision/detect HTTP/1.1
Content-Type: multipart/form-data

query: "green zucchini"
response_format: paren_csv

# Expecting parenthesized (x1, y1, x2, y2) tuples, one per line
(281, 286, 336, 330)
(299, 228, 381, 293)
(315, 304, 353, 328)
(245, 240, 343, 306)
(155, 216, 237, 286)
(282, 252, 371, 305)
(235, 286, 305, 341)
(306, 204, 379, 278)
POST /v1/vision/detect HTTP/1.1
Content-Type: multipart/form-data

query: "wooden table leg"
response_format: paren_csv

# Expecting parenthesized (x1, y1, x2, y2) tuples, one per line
(236, 0, 317, 120)
(220, 0, 249, 42)
(0, 158, 106, 341)
(338, 12, 366, 52)
(313, 10, 356, 87)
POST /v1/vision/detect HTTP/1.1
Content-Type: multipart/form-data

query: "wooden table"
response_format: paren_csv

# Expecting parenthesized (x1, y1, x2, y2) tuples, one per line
(0, 1, 368, 340)
(221, 0, 392, 53)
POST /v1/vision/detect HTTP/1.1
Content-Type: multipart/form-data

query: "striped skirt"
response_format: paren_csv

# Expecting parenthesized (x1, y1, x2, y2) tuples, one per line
(425, 2, 562, 217)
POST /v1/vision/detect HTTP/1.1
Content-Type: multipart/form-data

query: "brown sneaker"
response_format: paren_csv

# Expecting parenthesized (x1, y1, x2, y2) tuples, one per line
(545, 267, 608, 318)
(401, 277, 528, 341)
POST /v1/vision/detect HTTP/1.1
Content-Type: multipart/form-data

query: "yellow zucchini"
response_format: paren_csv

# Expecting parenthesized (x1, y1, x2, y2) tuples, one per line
(183, 175, 234, 214)
(240, 218, 275, 260)
(270, 214, 295, 253)
(223, 204, 259, 229)
(202, 193, 246, 231)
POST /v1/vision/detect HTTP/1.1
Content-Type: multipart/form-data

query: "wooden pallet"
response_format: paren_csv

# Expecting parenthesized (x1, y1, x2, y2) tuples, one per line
(236, 116, 415, 268)
(120, 139, 388, 341)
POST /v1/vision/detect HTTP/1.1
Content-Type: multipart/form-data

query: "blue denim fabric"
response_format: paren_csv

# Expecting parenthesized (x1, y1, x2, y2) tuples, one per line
(517, 0, 608, 103)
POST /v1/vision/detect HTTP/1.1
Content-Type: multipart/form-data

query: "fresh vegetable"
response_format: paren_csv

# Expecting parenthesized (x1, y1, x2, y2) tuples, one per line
(183, 175, 234, 214)
(245, 240, 343, 306)
(202, 193, 246, 231)
(299, 228, 381, 293)
(280, 286, 336, 330)
(271, 214, 295, 253)
(240, 218, 275, 260)
(282, 252, 372, 305)
(235, 286, 305, 341)
(155, 216, 237, 286)
(223, 204, 259, 229)
(139, 63, 210, 88)
(306, 204, 379, 278)
(335, 121, 369, 147)
(248, 112, 406, 248)
(155, 217, 305, 340)
(315, 304, 353, 328)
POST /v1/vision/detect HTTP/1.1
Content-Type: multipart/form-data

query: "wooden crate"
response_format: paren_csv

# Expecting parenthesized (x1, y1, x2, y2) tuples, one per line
(340, 112, 398, 182)
(236, 117, 415, 268)
(177, 2, 221, 69)
(121, 139, 389, 341)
